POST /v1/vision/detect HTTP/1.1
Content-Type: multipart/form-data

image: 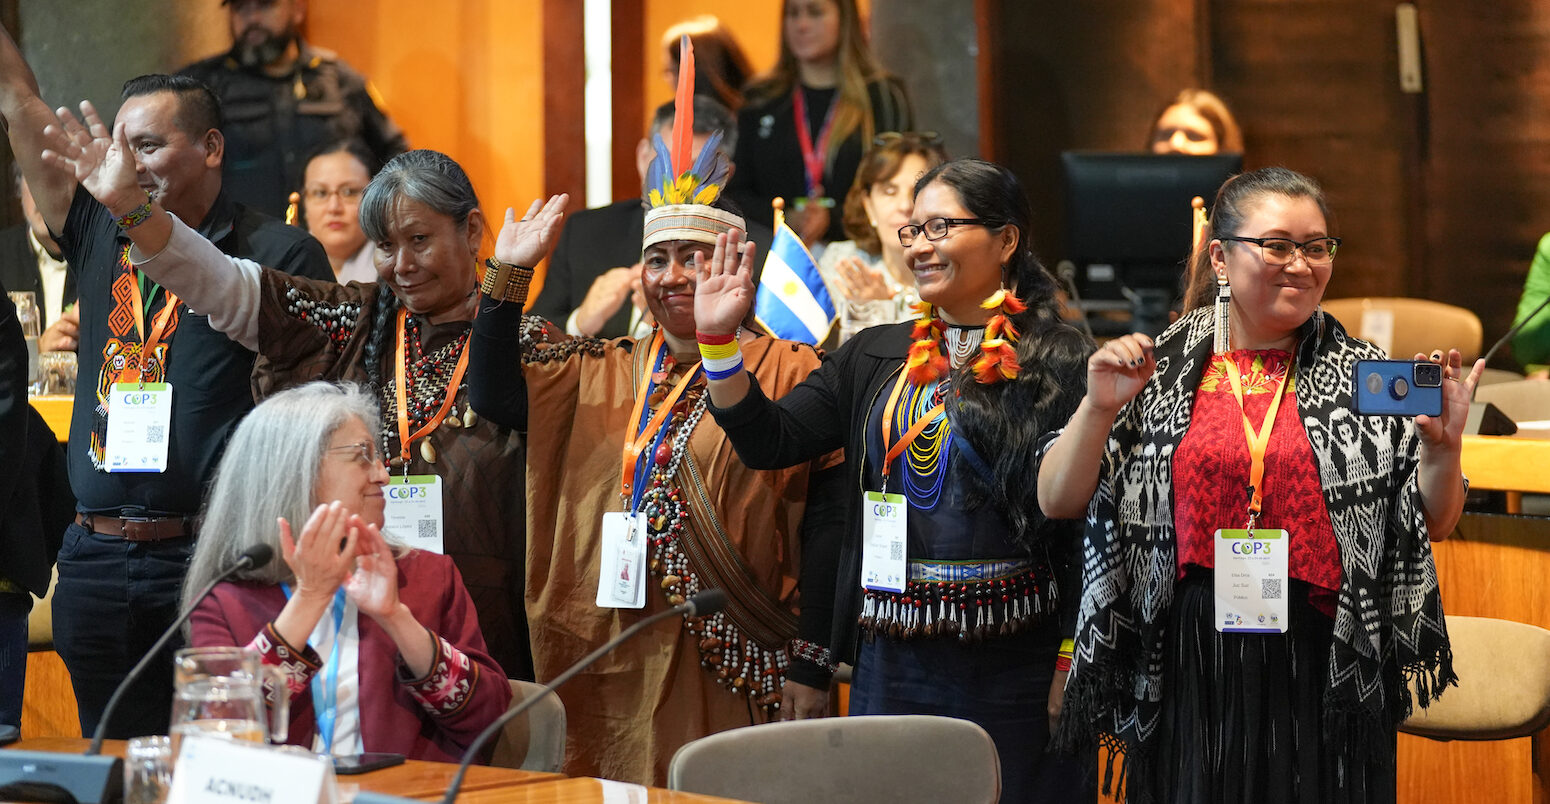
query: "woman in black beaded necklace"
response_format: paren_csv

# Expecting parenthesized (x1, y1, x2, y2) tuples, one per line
(50, 114, 567, 681)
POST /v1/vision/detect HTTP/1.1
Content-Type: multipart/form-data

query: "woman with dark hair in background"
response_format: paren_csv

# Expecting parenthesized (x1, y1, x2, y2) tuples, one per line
(661, 15, 755, 113)
(1149, 88, 1243, 156)
(697, 158, 1094, 802)
(1040, 167, 1476, 802)
(727, 0, 912, 246)
(47, 108, 568, 681)
(817, 130, 947, 342)
(300, 140, 379, 284)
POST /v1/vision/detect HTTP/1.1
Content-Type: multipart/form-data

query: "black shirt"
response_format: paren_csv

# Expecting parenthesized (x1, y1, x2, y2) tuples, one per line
(56, 187, 332, 515)
(179, 42, 409, 218)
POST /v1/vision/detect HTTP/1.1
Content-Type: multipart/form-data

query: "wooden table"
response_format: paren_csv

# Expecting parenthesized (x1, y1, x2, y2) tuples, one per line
(29, 395, 69, 442)
(423, 778, 749, 803)
(6, 737, 561, 799)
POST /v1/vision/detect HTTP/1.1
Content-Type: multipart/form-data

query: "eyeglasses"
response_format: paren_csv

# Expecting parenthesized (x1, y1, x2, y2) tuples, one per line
(1219, 236, 1342, 267)
(326, 440, 380, 468)
(872, 131, 945, 149)
(304, 186, 366, 204)
(898, 217, 988, 247)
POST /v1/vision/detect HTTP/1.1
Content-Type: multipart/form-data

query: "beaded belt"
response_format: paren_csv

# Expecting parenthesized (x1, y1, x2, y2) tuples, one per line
(860, 558, 1055, 643)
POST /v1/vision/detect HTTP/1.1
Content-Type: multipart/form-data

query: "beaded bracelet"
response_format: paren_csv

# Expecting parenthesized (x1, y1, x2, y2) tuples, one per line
(787, 638, 837, 673)
(1055, 637, 1074, 672)
(114, 195, 154, 231)
(481, 257, 534, 304)
(697, 331, 744, 380)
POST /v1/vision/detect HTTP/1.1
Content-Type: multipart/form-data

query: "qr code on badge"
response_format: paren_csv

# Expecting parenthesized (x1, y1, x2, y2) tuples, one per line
(889, 542, 904, 561)
(146, 424, 165, 444)
(417, 519, 437, 540)
(1261, 578, 1282, 600)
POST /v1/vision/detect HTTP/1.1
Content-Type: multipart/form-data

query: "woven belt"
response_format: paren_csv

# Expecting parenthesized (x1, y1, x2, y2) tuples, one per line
(907, 558, 1034, 583)
(77, 512, 192, 542)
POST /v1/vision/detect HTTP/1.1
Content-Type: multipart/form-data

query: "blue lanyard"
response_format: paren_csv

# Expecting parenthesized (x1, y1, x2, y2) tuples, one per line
(628, 345, 695, 513)
(280, 584, 348, 753)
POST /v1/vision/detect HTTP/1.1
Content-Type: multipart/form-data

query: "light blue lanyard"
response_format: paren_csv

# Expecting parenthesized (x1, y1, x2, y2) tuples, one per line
(280, 584, 348, 753)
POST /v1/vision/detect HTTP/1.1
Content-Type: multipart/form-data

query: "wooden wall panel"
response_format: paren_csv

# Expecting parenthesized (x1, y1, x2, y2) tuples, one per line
(1210, 0, 1411, 303)
(987, 1, 1201, 264)
(1416, 2, 1550, 364)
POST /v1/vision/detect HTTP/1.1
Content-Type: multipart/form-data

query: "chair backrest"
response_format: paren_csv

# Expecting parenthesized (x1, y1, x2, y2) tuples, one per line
(668, 715, 1000, 804)
(488, 679, 566, 773)
(1400, 615, 1550, 741)
(1320, 297, 1483, 363)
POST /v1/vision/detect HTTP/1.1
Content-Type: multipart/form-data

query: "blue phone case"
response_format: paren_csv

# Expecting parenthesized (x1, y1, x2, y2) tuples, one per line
(1352, 360, 1442, 416)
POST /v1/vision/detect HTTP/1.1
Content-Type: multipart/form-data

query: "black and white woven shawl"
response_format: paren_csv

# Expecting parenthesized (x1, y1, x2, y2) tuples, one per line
(1050, 305, 1456, 796)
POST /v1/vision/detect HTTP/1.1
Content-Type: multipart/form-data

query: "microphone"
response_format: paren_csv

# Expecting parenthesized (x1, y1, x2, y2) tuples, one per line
(1054, 260, 1095, 341)
(0, 543, 273, 803)
(356, 588, 728, 804)
(1478, 292, 1550, 394)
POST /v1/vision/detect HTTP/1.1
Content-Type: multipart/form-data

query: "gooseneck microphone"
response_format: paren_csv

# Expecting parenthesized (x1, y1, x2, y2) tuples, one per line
(1478, 292, 1550, 396)
(89, 542, 275, 754)
(0, 542, 274, 803)
(408, 588, 726, 804)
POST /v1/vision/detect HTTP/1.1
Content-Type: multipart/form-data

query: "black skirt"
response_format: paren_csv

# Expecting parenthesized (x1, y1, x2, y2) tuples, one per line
(1139, 572, 1396, 804)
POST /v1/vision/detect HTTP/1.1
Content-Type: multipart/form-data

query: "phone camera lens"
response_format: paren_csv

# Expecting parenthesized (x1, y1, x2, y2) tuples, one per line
(1390, 376, 1409, 399)
(1365, 372, 1383, 395)
(1414, 362, 1443, 387)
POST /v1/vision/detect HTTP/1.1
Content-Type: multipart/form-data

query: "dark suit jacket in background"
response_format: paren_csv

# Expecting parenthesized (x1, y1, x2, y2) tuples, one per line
(531, 198, 775, 339)
(0, 224, 76, 319)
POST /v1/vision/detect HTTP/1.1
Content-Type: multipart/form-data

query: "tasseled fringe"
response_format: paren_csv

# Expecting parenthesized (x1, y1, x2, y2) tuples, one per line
(857, 572, 1054, 643)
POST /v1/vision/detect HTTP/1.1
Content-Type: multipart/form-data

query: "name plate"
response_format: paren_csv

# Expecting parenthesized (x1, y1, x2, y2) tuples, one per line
(167, 737, 337, 804)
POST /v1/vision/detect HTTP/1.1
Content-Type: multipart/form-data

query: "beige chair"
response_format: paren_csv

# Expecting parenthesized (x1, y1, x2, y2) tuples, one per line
(668, 715, 1000, 804)
(1400, 616, 1550, 796)
(488, 679, 566, 773)
(1320, 297, 1483, 363)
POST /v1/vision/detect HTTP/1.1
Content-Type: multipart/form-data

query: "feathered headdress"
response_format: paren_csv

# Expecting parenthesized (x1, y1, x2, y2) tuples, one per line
(643, 35, 744, 249)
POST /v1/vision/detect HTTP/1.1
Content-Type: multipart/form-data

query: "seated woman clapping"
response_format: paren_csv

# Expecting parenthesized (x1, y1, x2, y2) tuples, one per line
(182, 382, 511, 761)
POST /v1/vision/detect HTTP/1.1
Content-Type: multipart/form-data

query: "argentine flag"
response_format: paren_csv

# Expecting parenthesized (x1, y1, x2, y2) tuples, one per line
(755, 220, 836, 345)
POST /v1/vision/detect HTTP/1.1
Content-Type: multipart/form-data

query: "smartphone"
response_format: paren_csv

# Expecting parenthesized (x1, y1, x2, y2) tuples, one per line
(1352, 359, 1442, 417)
(333, 752, 406, 775)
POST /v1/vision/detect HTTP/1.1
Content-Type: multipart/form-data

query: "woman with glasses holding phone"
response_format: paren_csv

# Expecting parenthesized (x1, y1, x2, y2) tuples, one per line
(726, 0, 911, 246)
(300, 141, 379, 284)
(817, 131, 947, 343)
(183, 382, 512, 761)
(697, 158, 1094, 802)
(1038, 167, 1481, 802)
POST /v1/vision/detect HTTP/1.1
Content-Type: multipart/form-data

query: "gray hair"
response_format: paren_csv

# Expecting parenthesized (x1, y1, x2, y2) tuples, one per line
(359, 149, 480, 244)
(180, 382, 381, 618)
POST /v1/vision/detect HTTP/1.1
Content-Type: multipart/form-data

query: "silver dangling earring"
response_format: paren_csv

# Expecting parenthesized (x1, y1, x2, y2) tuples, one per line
(1213, 272, 1232, 354)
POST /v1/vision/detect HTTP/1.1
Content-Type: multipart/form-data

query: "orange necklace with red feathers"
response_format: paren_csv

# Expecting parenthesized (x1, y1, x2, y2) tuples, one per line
(905, 289, 1027, 386)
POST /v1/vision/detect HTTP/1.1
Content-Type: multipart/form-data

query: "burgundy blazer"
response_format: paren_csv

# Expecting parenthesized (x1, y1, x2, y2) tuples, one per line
(191, 549, 513, 762)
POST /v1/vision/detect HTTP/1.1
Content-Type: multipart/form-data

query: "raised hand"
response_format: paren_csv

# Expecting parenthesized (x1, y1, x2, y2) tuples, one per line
(1414, 348, 1486, 453)
(343, 516, 400, 620)
(693, 229, 758, 336)
(39, 101, 141, 214)
(495, 194, 569, 268)
(836, 255, 893, 302)
(574, 265, 638, 336)
(278, 501, 358, 601)
(1086, 333, 1156, 415)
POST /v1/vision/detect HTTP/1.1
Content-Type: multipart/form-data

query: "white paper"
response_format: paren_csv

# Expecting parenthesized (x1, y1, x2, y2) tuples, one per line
(596, 512, 647, 609)
(105, 382, 173, 473)
(166, 736, 335, 804)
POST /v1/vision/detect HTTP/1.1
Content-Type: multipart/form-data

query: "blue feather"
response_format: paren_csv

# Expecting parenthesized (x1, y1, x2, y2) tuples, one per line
(646, 130, 675, 200)
(687, 130, 729, 203)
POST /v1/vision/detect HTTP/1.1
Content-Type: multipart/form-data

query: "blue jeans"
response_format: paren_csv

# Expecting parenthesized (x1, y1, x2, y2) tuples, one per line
(52, 522, 192, 738)
(0, 592, 29, 729)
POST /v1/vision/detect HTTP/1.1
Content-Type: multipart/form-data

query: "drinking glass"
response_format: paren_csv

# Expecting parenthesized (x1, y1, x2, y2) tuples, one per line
(124, 735, 173, 804)
(170, 647, 289, 757)
(7, 291, 40, 384)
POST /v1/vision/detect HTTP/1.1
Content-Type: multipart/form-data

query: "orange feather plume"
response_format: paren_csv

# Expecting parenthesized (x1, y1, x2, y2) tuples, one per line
(671, 35, 695, 178)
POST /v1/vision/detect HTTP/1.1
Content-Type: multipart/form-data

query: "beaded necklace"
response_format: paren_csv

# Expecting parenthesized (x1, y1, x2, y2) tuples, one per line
(380, 310, 472, 467)
(632, 335, 788, 713)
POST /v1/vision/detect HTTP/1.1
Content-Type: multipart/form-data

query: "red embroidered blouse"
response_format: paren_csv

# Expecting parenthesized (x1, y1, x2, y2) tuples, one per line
(1174, 350, 1342, 615)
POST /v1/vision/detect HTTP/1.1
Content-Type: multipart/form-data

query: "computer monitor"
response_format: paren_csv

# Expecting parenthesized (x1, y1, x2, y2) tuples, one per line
(1061, 152, 1242, 334)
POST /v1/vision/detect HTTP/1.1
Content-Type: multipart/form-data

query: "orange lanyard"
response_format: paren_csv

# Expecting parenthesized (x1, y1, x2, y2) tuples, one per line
(879, 369, 946, 487)
(1220, 356, 1291, 528)
(120, 263, 180, 386)
(619, 330, 702, 503)
(393, 308, 471, 466)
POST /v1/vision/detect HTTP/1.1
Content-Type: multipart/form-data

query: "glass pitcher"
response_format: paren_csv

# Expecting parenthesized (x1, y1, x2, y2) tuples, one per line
(170, 646, 290, 757)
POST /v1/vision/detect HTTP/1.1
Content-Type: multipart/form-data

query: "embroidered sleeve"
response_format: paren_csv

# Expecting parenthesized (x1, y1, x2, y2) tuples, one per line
(248, 622, 322, 700)
(399, 629, 481, 718)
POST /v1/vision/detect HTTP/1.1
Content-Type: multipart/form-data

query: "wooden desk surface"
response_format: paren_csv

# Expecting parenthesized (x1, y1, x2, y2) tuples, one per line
(29, 395, 69, 442)
(6, 737, 561, 798)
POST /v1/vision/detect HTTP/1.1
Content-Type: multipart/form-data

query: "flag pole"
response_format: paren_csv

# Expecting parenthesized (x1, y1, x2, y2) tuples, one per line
(772, 196, 786, 233)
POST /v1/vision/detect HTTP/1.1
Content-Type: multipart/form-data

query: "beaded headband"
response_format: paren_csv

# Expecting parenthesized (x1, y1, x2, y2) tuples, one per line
(641, 35, 742, 250)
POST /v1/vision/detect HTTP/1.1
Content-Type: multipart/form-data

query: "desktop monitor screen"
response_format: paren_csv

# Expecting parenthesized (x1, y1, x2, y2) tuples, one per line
(1061, 151, 1242, 296)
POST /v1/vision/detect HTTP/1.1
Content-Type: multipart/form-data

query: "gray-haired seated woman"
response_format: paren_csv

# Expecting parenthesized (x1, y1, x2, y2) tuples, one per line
(184, 382, 511, 761)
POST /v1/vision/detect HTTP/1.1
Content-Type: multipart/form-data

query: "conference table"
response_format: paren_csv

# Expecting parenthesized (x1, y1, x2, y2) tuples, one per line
(5, 738, 748, 803)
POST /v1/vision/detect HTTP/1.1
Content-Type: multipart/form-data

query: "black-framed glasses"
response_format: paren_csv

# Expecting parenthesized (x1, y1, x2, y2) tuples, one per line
(898, 217, 987, 247)
(326, 440, 380, 468)
(872, 130, 945, 149)
(304, 186, 366, 204)
(1219, 235, 1342, 266)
